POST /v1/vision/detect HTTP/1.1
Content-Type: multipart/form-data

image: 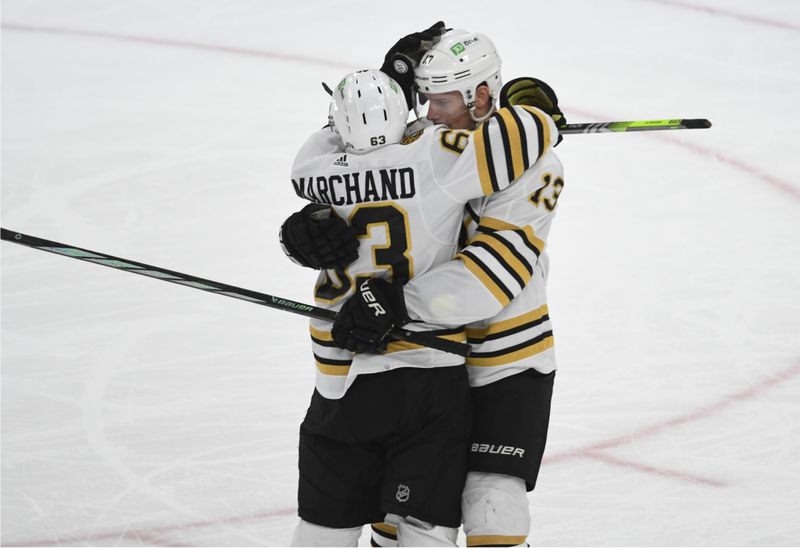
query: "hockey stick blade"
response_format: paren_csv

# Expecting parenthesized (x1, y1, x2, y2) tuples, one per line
(561, 118, 712, 135)
(1, 228, 470, 357)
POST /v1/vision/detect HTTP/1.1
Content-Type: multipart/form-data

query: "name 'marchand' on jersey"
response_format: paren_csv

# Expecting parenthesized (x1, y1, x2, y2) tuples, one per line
(292, 167, 416, 205)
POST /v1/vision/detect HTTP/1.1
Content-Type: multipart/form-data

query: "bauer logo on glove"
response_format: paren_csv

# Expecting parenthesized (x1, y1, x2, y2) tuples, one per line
(359, 279, 388, 317)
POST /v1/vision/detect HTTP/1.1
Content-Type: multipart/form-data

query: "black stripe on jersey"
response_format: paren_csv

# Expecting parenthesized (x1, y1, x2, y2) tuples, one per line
(465, 202, 481, 224)
(520, 107, 545, 160)
(493, 112, 516, 183)
(481, 120, 501, 193)
(313, 354, 352, 367)
(477, 225, 542, 258)
(461, 249, 515, 303)
(468, 330, 554, 358)
(310, 335, 336, 347)
(467, 313, 550, 344)
(514, 228, 542, 258)
(471, 240, 525, 290)
(508, 106, 530, 170)
(485, 231, 534, 276)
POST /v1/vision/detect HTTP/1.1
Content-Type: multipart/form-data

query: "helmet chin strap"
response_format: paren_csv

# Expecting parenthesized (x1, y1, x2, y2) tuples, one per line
(464, 87, 496, 126)
(469, 103, 496, 125)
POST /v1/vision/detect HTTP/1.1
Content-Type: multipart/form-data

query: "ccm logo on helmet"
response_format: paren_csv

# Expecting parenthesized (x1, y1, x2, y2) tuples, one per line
(360, 280, 386, 316)
(471, 443, 525, 458)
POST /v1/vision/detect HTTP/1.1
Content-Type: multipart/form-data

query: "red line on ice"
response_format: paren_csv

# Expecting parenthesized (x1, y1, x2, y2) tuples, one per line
(584, 451, 727, 487)
(4, 17, 799, 541)
(545, 360, 800, 466)
(566, 107, 800, 204)
(12, 507, 296, 547)
(0, 23, 354, 69)
(7, 22, 797, 203)
(659, 134, 800, 202)
(641, 0, 800, 31)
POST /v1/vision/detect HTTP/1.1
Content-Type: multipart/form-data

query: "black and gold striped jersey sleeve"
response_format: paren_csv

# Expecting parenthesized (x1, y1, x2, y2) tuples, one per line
(431, 106, 558, 203)
(456, 216, 545, 306)
(404, 149, 563, 326)
(470, 105, 555, 196)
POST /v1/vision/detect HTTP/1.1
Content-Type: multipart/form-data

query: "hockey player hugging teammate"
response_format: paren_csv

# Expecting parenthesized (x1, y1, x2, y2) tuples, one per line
(281, 28, 560, 548)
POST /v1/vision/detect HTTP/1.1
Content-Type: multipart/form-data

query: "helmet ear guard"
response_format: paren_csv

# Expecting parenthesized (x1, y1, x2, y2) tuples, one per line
(328, 69, 410, 154)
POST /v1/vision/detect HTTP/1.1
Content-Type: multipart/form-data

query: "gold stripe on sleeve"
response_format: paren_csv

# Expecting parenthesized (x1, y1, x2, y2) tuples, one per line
(520, 105, 552, 152)
(466, 335, 554, 367)
(497, 108, 525, 179)
(472, 125, 495, 196)
(457, 252, 512, 306)
(466, 304, 549, 341)
(470, 233, 532, 286)
(479, 217, 546, 255)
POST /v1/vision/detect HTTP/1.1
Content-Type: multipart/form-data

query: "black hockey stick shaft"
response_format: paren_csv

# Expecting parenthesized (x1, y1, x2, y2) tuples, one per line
(560, 118, 711, 135)
(1, 228, 470, 357)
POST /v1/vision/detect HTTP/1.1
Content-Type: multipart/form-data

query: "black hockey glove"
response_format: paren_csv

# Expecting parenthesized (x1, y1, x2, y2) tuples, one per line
(380, 21, 447, 109)
(279, 203, 359, 270)
(331, 278, 409, 354)
(499, 77, 567, 145)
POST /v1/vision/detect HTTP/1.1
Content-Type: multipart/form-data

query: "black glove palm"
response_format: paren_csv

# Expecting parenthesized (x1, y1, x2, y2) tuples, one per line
(332, 278, 409, 354)
(380, 21, 447, 109)
(279, 204, 358, 270)
(499, 77, 567, 145)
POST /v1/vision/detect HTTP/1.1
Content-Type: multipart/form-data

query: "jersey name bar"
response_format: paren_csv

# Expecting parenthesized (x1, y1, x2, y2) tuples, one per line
(292, 167, 416, 205)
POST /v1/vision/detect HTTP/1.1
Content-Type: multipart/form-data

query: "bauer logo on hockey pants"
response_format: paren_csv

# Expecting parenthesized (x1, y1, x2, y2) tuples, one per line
(471, 443, 525, 458)
(396, 484, 410, 502)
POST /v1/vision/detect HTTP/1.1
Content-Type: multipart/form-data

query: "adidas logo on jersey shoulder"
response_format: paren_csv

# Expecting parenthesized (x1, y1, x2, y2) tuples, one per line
(332, 154, 349, 167)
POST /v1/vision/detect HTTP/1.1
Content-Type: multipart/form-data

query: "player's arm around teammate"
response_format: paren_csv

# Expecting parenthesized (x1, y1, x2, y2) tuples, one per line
(286, 64, 555, 546)
(281, 26, 566, 547)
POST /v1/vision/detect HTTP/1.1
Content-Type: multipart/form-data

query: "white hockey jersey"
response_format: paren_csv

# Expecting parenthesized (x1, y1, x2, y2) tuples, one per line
(403, 148, 564, 387)
(290, 105, 557, 399)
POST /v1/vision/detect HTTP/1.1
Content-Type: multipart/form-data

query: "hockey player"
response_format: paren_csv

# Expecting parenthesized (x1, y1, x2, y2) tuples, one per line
(373, 28, 565, 548)
(284, 68, 558, 547)
(282, 25, 566, 547)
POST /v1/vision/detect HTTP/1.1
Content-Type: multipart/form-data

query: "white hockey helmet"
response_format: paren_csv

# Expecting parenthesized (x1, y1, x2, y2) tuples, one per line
(328, 69, 409, 154)
(414, 29, 502, 118)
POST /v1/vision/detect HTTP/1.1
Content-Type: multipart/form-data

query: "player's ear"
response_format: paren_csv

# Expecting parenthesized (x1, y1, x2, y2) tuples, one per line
(475, 83, 492, 110)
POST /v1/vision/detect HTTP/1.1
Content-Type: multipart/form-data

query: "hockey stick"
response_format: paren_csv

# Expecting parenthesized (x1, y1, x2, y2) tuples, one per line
(560, 118, 711, 135)
(1, 228, 471, 357)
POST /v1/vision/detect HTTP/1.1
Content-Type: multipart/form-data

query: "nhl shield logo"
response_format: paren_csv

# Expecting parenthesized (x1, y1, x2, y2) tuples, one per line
(395, 483, 410, 503)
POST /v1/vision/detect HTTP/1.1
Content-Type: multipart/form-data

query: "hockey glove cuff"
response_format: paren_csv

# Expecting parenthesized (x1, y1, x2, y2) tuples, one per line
(331, 278, 409, 354)
(380, 21, 447, 109)
(499, 77, 567, 145)
(279, 203, 359, 270)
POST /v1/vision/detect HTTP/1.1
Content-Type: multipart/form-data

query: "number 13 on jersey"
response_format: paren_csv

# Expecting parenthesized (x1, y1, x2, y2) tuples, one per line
(530, 173, 564, 211)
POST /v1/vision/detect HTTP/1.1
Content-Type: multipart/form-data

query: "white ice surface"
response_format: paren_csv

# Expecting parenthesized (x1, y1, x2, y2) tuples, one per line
(2, 1, 799, 545)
